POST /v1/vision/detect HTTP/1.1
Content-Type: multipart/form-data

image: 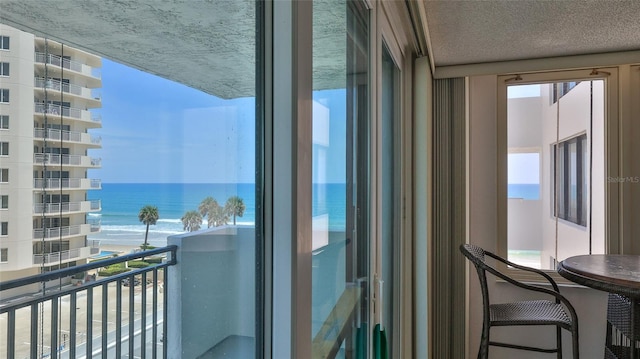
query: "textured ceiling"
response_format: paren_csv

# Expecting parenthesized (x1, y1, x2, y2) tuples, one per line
(423, 1, 640, 67)
(3, 0, 639, 93)
(0, 0, 346, 99)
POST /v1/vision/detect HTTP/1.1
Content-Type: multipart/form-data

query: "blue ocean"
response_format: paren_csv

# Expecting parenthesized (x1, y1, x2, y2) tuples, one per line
(87, 183, 347, 246)
(508, 184, 540, 200)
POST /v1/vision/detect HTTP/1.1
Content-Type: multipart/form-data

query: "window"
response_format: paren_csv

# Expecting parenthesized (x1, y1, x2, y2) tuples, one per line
(552, 134, 588, 226)
(0, 248, 7, 262)
(0, 36, 8, 50)
(0, 168, 7, 182)
(0, 115, 8, 129)
(1, 195, 7, 209)
(0, 142, 8, 155)
(0, 62, 8, 76)
(1, 222, 7, 236)
(499, 69, 612, 272)
(0, 89, 8, 103)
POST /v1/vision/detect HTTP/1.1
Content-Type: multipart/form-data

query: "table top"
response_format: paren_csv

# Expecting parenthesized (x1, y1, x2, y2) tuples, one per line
(558, 254, 640, 298)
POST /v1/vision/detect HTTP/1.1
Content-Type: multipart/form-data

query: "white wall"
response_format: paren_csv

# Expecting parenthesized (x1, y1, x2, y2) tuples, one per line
(467, 75, 608, 359)
(539, 81, 606, 265)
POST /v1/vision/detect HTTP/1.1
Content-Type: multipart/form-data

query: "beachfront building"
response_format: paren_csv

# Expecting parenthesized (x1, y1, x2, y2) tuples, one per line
(0, 24, 101, 294)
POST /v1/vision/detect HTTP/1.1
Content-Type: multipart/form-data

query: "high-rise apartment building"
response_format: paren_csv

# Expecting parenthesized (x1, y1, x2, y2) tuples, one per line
(0, 24, 101, 295)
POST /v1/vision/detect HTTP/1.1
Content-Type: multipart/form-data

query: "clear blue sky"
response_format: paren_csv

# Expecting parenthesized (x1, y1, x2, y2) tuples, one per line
(91, 59, 346, 184)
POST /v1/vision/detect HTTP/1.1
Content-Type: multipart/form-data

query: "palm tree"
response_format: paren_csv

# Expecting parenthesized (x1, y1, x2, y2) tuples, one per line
(198, 196, 220, 228)
(224, 196, 246, 225)
(181, 210, 203, 232)
(209, 205, 230, 227)
(138, 205, 159, 249)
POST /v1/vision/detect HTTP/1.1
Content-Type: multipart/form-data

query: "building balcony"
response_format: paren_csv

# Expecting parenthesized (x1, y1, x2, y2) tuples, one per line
(33, 200, 101, 216)
(34, 77, 102, 105)
(34, 52, 102, 81)
(33, 153, 102, 168)
(33, 241, 101, 265)
(33, 178, 101, 190)
(32, 223, 97, 240)
(0, 226, 345, 359)
(34, 103, 102, 128)
(34, 128, 101, 147)
(0, 247, 175, 359)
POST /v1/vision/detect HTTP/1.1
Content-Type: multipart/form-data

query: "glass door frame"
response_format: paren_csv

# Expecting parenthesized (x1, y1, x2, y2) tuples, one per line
(267, 1, 417, 358)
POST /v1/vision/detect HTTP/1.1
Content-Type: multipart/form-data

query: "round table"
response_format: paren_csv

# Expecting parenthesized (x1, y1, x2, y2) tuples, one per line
(558, 255, 640, 359)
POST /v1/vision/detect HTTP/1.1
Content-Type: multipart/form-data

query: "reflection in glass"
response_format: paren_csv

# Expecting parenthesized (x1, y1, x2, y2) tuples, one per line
(312, 0, 369, 357)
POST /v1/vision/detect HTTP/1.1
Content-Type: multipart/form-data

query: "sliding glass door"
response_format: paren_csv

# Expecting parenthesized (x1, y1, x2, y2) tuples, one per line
(311, 1, 370, 357)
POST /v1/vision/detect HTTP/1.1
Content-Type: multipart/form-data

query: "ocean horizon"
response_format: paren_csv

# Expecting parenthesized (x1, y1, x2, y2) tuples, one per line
(88, 182, 347, 247)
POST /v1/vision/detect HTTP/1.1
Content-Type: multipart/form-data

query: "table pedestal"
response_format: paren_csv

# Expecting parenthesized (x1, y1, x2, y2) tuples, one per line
(606, 293, 640, 359)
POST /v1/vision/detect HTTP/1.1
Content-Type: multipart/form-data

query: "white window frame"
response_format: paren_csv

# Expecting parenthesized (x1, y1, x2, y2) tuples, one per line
(0, 222, 7, 236)
(0, 62, 8, 76)
(497, 68, 620, 281)
(0, 248, 7, 262)
(0, 115, 8, 129)
(0, 168, 7, 182)
(0, 142, 8, 156)
(0, 195, 7, 209)
(0, 88, 8, 103)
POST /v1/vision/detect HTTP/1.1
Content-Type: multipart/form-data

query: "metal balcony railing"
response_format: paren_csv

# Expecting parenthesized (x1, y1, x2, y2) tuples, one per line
(34, 77, 102, 101)
(0, 246, 176, 359)
(33, 153, 101, 167)
(33, 247, 88, 265)
(33, 200, 101, 215)
(34, 103, 102, 124)
(34, 52, 102, 79)
(34, 127, 102, 146)
(33, 224, 84, 240)
(33, 178, 102, 190)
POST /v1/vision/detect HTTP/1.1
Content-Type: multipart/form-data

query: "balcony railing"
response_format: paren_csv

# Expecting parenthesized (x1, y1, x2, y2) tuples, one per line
(32, 245, 97, 265)
(33, 178, 102, 190)
(32, 223, 95, 240)
(34, 52, 102, 79)
(34, 77, 102, 101)
(33, 200, 101, 215)
(34, 128, 102, 146)
(34, 103, 102, 124)
(34, 153, 102, 168)
(0, 246, 176, 359)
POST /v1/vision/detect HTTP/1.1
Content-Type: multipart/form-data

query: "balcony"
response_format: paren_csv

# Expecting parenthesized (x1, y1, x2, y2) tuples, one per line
(34, 77, 102, 104)
(34, 153, 102, 168)
(34, 127, 102, 147)
(1, 226, 275, 358)
(32, 223, 95, 240)
(33, 242, 101, 265)
(0, 247, 175, 359)
(34, 178, 101, 190)
(34, 103, 102, 127)
(34, 52, 102, 80)
(33, 200, 101, 215)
